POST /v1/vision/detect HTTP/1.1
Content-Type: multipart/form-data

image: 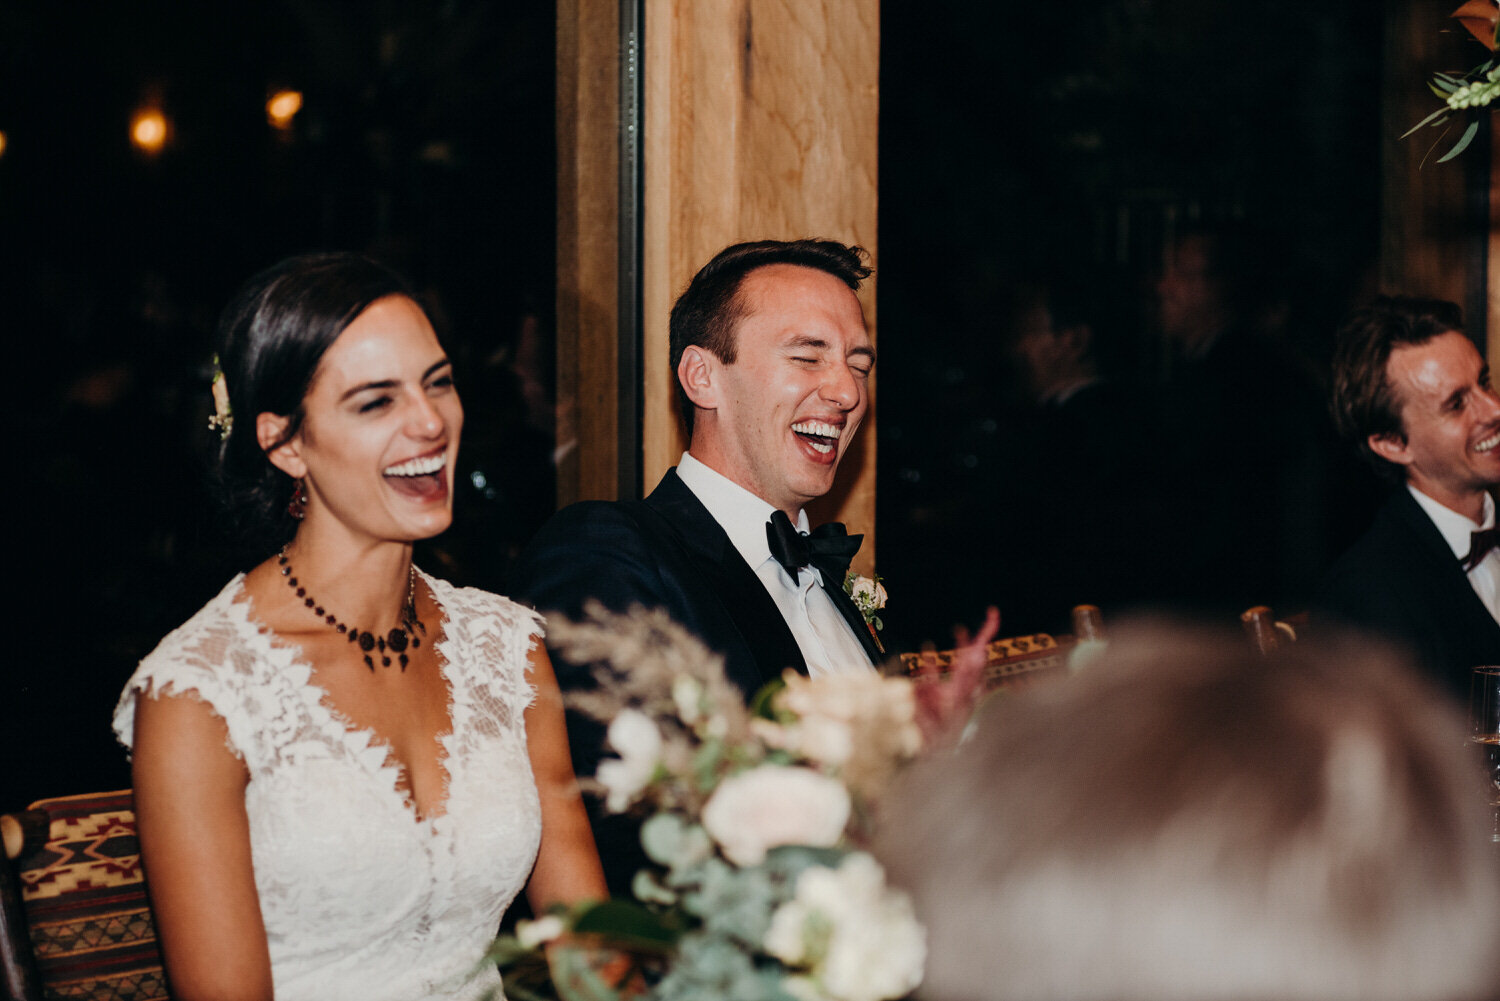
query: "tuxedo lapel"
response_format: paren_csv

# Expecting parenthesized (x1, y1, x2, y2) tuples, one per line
(1389, 489, 1500, 646)
(641, 471, 808, 687)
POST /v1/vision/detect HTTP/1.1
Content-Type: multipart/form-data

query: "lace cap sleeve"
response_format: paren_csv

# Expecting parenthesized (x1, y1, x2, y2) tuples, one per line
(112, 576, 275, 768)
(426, 575, 543, 720)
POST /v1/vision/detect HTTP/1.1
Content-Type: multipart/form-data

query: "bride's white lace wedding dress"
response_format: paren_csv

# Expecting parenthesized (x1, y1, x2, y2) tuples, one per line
(114, 572, 543, 1001)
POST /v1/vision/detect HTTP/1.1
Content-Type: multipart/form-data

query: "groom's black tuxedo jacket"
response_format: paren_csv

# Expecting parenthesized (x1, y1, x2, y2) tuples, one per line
(514, 467, 877, 695)
(1315, 486, 1500, 702)
(511, 468, 879, 893)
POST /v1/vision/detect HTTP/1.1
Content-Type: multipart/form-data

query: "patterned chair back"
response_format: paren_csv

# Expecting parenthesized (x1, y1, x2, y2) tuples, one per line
(902, 631, 1073, 691)
(901, 607, 1111, 693)
(1, 790, 168, 1001)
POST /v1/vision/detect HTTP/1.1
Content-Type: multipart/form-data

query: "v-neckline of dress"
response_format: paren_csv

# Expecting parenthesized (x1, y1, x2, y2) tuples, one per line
(230, 568, 460, 827)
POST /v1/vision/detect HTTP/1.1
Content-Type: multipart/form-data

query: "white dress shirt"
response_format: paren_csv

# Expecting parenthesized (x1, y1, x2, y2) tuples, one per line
(1408, 485, 1500, 626)
(676, 453, 875, 677)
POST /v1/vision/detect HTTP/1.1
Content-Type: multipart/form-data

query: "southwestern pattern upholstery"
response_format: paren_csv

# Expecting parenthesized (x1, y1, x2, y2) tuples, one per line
(902, 632, 1072, 691)
(3, 790, 167, 1001)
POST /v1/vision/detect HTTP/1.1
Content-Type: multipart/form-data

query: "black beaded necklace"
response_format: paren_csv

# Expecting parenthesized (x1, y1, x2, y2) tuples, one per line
(277, 547, 426, 671)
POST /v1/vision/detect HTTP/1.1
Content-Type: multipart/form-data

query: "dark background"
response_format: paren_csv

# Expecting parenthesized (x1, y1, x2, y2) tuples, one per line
(875, 0, 1388, 645)
(2, 0, 1416, 806)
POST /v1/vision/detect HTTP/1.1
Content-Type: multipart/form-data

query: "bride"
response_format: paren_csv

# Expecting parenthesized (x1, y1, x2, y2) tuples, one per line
(114, 253, 606, 1000)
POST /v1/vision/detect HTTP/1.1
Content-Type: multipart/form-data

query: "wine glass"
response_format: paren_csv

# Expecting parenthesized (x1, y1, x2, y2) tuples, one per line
(1469, 666, 1500, 842)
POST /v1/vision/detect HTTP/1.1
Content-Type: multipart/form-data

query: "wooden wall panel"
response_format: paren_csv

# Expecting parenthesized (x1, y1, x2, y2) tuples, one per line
(1381, 1, 1490, 346)
(642, 0, 881, 572)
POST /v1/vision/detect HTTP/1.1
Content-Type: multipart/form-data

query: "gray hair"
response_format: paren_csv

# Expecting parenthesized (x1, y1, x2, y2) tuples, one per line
(876, 620, 1500, 1001)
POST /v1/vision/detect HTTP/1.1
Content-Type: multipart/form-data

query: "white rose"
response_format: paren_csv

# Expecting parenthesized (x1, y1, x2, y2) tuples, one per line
(766, 853, 925, 1001)
(597, 709, 662, 811)
(515, 914, 566, 949)
(764, 898, 813, 964)
(848, 575, 887, 610)
(818, 859, 924, 1001)
(701, 765, 850, 866)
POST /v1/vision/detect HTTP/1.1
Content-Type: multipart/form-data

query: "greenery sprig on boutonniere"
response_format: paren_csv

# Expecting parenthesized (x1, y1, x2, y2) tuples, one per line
(1404, 0, 1500, 162)
(842, 572, 887, 633)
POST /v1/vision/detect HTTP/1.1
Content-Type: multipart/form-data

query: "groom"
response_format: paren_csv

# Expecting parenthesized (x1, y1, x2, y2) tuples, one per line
(513, 239, 882, 702)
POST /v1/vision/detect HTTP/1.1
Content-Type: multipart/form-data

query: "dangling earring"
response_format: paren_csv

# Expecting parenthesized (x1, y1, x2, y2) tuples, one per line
(288, 479, 309, 520)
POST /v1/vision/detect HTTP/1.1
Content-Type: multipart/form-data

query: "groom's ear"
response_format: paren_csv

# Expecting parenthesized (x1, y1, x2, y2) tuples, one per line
(678, 345, 721, 411)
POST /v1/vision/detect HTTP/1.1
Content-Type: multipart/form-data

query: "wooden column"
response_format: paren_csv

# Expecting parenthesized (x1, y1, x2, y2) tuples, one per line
(641, 0, 881, 573)
(556, 0, 622, 506)
(1491, 123, 1500, 356)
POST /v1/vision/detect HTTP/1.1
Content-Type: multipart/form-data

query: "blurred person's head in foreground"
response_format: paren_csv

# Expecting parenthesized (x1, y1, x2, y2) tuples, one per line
(875, 621, 1500, 1001)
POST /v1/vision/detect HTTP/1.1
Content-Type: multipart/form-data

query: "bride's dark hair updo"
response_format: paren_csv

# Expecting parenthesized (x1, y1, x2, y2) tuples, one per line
(214, 252, 418, 550)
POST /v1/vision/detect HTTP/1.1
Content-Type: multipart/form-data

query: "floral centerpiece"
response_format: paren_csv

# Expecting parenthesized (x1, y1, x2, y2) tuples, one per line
(490, 603, 929, 1001)
(1405, 0, 1500, 161)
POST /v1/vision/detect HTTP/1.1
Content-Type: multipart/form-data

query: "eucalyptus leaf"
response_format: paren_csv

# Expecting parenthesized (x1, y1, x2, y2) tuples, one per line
(1401, 105, 1452, 139)
(550, 947, 621, 1001)
(1438, 119, 1481, 161)
(640, 812, 712, 870)
(571, 899, 684, 949)
(485, 938, 541, 965)
(632, 867, 678, 905)
(764, 844, 846, 872)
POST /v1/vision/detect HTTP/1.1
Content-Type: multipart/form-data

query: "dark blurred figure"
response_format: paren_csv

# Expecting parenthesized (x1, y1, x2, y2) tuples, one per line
(11, 268, 235, 810)
(409, 288, 557, 596)
(1315, 296, 1500, 702)
(439, 310, 557, 594)
(876, 620, 1500, 1001)
(993, 277, 1161, 632)
(1152, 223, 1333, 612)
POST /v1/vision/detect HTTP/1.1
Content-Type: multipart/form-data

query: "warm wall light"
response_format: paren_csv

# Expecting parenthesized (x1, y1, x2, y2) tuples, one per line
(131, 108, 168, 154)
(0, 131, 7, 159)
(266, 90, 303, 130)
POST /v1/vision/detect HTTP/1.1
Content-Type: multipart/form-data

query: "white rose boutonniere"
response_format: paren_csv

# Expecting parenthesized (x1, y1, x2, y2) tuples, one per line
(842, 572, 887, 631)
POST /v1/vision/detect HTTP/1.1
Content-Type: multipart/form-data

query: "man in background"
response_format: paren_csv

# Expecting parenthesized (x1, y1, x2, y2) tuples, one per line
(1317, 295, 1500, 700)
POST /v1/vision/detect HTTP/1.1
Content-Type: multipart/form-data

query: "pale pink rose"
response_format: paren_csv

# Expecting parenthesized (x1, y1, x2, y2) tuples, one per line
(701, 765, 850, 865)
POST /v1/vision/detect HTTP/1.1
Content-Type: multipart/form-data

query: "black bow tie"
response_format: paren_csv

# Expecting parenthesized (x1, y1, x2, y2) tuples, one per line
(1462, 527, 1500, 572)
(766, 509, 863, 584)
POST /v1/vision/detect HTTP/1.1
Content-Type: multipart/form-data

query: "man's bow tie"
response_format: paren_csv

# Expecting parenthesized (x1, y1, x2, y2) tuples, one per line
(766, 509, 863, 584)
(1462, 527, 1500, 572)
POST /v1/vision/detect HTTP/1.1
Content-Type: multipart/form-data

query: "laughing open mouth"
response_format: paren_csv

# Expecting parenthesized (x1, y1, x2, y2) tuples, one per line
(383, 453, 447, 477)
(382, 452, 450, 499)
(1478, 430, 1500, 454)
(792, 420, 842, 455)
